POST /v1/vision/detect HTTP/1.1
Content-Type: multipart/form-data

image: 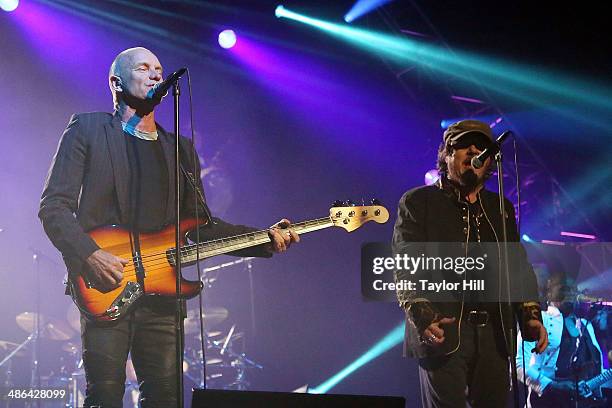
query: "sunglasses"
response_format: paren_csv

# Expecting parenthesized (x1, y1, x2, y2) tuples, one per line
(451, 133, 491, 151)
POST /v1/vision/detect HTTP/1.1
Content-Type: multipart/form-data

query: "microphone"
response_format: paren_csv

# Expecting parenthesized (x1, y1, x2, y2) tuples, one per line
(471, 130, 513, 169)
(147, 67, 187, 101)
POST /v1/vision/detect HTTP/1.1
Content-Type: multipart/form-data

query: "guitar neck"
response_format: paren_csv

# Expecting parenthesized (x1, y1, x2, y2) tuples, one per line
(175, 217, 333, 264)
(587, 368, 612, 390)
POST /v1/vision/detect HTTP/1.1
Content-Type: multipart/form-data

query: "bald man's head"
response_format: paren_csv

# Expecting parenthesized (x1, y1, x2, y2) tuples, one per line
(109, 47, 163, 111)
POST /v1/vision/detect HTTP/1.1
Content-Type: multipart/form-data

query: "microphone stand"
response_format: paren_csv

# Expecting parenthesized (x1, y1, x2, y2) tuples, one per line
(495, 151, 519, 408)
(568, 326, 584, 408)
(173, 81, 185, 408)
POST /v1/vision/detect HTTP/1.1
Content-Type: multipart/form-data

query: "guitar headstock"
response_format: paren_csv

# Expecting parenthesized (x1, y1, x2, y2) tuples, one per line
(330, 200, 389, 232)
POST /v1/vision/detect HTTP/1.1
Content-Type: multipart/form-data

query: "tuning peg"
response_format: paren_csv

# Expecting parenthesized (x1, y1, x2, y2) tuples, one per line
(332, 200, 344, 207)
(344, 200, 356, 207)
(371, 198, 382, 205)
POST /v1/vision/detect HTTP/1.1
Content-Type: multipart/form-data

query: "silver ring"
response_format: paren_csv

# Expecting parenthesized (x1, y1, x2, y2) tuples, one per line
(421, 334, 435, 344)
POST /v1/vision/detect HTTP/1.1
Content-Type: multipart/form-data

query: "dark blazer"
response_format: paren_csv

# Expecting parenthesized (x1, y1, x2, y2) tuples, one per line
(392, 181, 541, 358)
(39, 112, 269, 278)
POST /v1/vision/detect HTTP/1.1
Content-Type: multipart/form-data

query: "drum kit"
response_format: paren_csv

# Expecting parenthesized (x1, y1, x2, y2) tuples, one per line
(1, 300, 262, 407)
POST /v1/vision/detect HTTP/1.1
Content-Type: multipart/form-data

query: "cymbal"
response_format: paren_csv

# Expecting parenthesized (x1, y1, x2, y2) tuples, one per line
(0, 340, 27, 357)
(0, 340, 19, 350)
(182, 357, 225, 373)
(184, 307, 228, 334)
(206, 358, 223, 366)
(16, 312, 75, 341)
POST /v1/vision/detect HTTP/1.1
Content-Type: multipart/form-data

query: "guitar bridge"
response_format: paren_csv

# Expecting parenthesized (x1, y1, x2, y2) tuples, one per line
(105, 281, 144, 319)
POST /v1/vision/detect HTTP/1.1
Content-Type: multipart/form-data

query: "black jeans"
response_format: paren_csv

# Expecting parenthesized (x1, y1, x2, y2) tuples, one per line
(418, 319, 510, 408)
(80, 297, 181, 408)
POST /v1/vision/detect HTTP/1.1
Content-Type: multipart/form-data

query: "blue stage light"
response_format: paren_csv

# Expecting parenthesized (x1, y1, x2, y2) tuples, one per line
(344, 0, 392, 23)
(218, 29, 236, 49)
(522, 234, 532, 242)
(310, 322, 405, 394)
(0, 0, 19, 12)
(275, 5, 286, 18)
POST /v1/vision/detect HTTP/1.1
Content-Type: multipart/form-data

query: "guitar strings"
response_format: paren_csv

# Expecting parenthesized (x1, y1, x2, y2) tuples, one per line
(88, 214, 377, 281)
(111, 217, 338, 279)
(115, 217, 333, 262)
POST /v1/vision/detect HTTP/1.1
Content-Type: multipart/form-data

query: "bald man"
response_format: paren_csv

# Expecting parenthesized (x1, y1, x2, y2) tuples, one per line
(39, 47, 298, 407)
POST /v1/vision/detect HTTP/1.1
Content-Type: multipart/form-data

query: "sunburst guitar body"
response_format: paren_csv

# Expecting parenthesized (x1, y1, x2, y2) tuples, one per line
(69, 204, 389, 321)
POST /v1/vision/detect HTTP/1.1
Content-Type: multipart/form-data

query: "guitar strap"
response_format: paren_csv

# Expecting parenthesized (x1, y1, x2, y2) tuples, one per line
(125, 139, 146, 289)
(128, 140, 213, 290)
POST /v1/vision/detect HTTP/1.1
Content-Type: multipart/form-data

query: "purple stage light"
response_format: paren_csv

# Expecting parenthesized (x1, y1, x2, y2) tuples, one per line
(424, 169, 440, 186)
(218, 29, 237, 49)
(560, 231, 597, 240)
(0, 0, 19, 12)
(541, 240, 566, 246)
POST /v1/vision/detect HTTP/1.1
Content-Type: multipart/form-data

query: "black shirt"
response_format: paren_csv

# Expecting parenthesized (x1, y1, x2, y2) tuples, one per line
(124, 132, 168, 232)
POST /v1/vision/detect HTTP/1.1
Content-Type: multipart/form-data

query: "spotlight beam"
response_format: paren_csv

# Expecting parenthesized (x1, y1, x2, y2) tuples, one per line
(34, 0, 220, 59)
(275, 6, 612, 127)
(309, 322, 404, 394)
(104, 0, 213, 26)
(344, 0, 393, 23)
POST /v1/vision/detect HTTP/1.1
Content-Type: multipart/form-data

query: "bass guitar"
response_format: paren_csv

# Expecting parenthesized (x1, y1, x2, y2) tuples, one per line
(70, 203, 389, 321)
(530, 368, 611, 408)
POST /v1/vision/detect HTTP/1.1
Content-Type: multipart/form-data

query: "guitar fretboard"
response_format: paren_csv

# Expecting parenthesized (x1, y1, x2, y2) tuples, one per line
(587, 368, 612, 390)
(169, 217, 333, 264)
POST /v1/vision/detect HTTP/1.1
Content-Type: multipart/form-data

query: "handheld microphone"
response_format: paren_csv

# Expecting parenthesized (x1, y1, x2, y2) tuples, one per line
(147, 67, 187, 101)
(471, 130, 513, 169)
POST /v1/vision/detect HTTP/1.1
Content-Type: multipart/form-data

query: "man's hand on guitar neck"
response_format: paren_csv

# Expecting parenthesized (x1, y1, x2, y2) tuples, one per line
(267, 219, 300, 253)
(86, 249, 129, 291)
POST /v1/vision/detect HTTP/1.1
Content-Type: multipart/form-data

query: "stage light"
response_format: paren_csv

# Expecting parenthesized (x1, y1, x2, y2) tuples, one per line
(560, 231, 596, 240)
(218, 29, 236, 49)
(275, 7, 612, 129)
(0, 0, 19, 12)
(275, 5, 286, 18)
(310, 322, 404, 394)
(424, 169, 440, 186)
(541, 240, 565, 246)
(521, 234, 532, 242)
(344, 0, 392, 23)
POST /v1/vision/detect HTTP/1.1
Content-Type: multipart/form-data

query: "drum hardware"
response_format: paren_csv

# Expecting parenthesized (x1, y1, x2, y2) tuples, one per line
(183, 307, 229, 334)
(16, 313, 75, 342)
(184, 323, 263, 390)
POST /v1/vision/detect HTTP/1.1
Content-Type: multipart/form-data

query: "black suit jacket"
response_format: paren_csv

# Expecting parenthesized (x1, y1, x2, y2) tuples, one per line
(392, 181, 541, 358)
(39, 112, 269, 278)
